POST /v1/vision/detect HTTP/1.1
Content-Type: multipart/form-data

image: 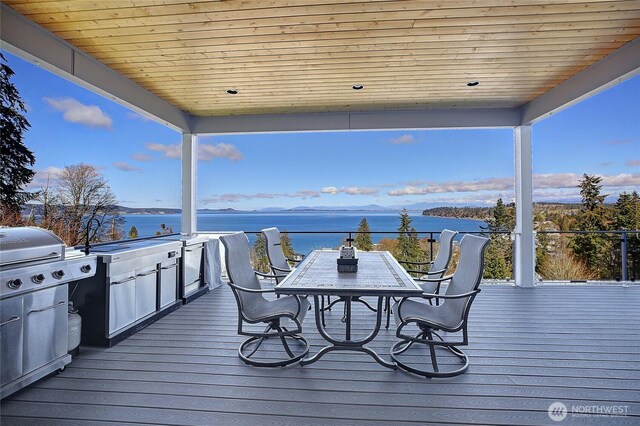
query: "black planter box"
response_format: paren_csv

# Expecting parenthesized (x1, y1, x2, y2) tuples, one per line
(337, 258, 358, 273)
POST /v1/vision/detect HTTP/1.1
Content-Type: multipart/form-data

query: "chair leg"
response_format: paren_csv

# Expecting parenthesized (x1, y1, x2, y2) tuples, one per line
(390, 330, 470, 378)
(238, 323, 309, 368)
(425, 330, 439, 373)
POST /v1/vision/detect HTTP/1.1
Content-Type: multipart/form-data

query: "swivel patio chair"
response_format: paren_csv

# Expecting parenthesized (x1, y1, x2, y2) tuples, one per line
(261, 227, 304, 284)
(390, 234, 489, 378)
(220, 232, 310, 367)
(385, 229, 458, 328)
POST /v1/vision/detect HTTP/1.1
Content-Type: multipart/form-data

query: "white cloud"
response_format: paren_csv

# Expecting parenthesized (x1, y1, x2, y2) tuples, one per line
(44, 97, 112, 129)
(113, 162, 141, 172)
(146, 142, 243, 162)
(132, 153, 153, 162)
(203, 189, 320, 204)
(389, 134, 415, 144)
(389, 173, 640, 197)
(198, 143, 243, 161)
(321, 186, 378, 195)
(388, 177, 513, 196)
(625, 160, 640, 167)
(321, 187, 338, 194)
(601, 173, 640, 187)
(146, 143, 181, 158)
(26, 166, 63, 190)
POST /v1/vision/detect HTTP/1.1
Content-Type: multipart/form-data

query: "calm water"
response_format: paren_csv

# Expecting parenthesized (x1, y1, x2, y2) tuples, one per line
(123, 212, 486, 254)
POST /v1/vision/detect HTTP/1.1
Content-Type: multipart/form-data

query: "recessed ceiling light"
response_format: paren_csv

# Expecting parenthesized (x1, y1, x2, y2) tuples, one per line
(352, 84, 364, 90)
(466, 81, 480, 87)
(226, 89, 238, 94)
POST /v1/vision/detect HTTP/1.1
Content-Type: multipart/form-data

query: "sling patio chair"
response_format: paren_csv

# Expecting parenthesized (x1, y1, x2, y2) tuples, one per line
(390, 234, 489, 378)
(261, 227, 304, 284)
(385, 229, 458, 328)
(220, 232, 309, 367)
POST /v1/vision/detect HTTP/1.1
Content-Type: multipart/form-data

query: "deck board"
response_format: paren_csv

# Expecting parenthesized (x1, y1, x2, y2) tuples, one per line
(2, 284, 639, 425)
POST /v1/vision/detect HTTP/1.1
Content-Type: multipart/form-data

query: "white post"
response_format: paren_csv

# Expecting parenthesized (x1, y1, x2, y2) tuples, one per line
(181, 133, 197, 235)
(514, 126, 535, 287)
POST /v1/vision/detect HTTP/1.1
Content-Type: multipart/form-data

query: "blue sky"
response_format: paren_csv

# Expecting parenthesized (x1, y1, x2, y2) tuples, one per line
(4, 50, 639, 210)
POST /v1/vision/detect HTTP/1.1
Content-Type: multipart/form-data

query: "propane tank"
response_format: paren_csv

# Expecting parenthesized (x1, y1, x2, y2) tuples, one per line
(68, 302, 82, 356)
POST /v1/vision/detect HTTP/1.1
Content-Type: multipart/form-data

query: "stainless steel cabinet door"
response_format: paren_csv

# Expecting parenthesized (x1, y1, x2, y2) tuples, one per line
(23, 285, 67, 374)
(135, 267, 157, 320)
(0, 296, 23, 386)
(184, 244, 203, 286)
(109, 272, 136, 334)
(159, 261, 177, 308)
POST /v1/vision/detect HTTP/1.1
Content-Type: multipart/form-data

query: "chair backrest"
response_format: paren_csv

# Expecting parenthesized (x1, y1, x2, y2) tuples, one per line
(261, 227, 291, 273)
(443, 234, 490, 327)
(428, 229, 458, 278)
(220, 233, 265, 311)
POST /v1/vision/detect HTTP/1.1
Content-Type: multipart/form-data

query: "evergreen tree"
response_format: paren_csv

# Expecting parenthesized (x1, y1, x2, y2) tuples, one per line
(128, 226, 139, 239)
(251, 233, 270, 273)
(397, 209, 424, 264)
(0, 53, 35, 217)
(614, 191, 640, 280)
(481, 198, 514, 279)
(354, 218, 373, 251)
(280, 230, 296, 259)
(571, 174, 613, 278)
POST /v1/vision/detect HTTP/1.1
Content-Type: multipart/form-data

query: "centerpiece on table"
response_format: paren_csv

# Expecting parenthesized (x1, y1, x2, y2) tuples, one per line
(337, 245, 358, 273)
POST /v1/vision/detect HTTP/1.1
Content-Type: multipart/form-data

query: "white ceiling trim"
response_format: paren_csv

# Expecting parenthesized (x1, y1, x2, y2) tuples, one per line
(191, 107, 522, 135)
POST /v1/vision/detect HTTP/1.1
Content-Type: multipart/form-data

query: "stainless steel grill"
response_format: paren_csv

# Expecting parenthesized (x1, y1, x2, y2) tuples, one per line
(0, 227, 97, 399)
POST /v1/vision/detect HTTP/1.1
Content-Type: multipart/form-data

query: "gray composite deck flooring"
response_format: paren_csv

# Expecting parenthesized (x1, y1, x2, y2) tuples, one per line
(2, 284, 639, 425)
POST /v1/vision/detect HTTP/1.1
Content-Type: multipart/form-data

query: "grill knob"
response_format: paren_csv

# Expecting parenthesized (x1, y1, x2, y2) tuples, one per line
(32, 274, 45, 284)
(7, 279, 22, 289)
(52, 270, 65, 279)
(80, 264, 92, 273)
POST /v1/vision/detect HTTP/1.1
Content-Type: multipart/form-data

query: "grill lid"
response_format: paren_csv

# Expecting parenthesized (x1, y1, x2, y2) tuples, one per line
(0, 227, 65, 267)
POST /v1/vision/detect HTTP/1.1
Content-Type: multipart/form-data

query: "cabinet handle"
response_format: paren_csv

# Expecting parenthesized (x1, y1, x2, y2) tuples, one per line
(185, 246, 204, 253)
(111, 276, 135, 285)
(136, 270, 157, 277)
(29, 300, 65, 314)
(161, 264, 177, 270)
(0, 316, 20, 326)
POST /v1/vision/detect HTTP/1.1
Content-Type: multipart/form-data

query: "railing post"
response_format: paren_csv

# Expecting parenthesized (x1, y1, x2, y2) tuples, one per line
(429, 232, 434, 262)
(621, 232, 628, 282)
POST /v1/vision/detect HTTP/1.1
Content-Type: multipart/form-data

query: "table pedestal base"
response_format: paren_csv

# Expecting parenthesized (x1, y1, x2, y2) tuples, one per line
(301, 295, 396, 370)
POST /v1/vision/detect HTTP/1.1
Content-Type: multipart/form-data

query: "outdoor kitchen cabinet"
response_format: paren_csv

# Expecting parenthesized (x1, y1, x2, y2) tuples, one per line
(72, 239, 182, 347)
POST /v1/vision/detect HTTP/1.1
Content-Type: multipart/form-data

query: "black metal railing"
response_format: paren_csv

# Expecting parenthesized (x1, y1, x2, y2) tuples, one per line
(237, 229, 638, 282)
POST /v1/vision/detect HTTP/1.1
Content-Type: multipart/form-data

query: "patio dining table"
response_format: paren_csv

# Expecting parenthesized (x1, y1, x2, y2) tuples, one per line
(275, 250, 423, 369)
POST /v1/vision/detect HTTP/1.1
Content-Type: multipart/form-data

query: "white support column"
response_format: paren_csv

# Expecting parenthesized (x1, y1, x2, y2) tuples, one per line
(181, 133, 197, 235)
(514, 126, 535, 287)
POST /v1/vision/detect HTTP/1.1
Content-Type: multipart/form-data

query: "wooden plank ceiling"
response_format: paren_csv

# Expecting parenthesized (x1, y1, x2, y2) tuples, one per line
(5, 0, 640, 116)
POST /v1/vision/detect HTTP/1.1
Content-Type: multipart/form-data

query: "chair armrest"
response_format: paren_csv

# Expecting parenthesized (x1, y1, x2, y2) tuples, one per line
(415, 274, 453, 283)
(270, 265, 291, 273)
(399, 260, 434, 266)
(254, 270, 283, 279)
(425, 267, 447, 275)
(227, 281, 276, 294)
(421, 289, 480, 300)
(286, 257, 302, 264)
